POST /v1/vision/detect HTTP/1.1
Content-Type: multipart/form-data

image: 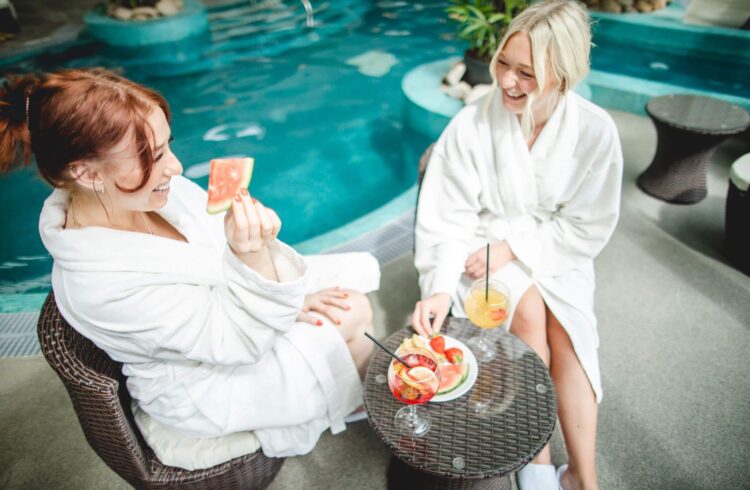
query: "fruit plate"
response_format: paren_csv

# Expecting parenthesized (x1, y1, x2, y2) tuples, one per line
(427, 335, 478, 403)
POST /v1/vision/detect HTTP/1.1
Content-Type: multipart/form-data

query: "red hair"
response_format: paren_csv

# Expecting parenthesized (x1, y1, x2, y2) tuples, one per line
(0, 68, 171, 191)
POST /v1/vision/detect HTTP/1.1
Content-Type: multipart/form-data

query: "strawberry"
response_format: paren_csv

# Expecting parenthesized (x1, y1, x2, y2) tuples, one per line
(490, 308, 507, 322)
(444, 347, 464, 365)
(429, 335, 446, 355)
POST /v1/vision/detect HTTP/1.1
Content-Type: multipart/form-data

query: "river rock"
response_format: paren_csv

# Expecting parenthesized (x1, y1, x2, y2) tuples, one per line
(156, 0, 182, 17)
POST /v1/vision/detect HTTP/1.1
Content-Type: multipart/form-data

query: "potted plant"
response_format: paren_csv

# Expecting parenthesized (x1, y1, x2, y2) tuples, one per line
(84, 0, 209, 48)
(107, 0, 183, 21)
(446, 0, 529, 86)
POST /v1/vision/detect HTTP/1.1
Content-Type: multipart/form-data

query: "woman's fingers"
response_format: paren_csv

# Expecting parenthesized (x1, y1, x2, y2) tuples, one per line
(419, 303, 434, 336)
(297, 311, 323, 326)
(268, 208, 282, 239)
(322, 296, 351, 311)
(316, 306, 341, 325)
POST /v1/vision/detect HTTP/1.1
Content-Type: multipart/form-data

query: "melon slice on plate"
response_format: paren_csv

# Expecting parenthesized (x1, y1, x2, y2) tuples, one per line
(437, 363, 469, 395)
(206, 157, 254, 214)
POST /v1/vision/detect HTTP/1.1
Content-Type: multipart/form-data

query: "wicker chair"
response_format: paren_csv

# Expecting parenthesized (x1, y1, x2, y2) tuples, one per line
(36, 291, 285, 489)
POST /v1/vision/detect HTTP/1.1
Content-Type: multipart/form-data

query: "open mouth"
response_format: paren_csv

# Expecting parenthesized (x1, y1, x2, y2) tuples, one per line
(154, 182, 170, 193)
(504, 90, 526, 102)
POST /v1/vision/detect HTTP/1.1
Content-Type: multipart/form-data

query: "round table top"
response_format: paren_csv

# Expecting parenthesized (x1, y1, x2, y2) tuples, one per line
(363, 319, 557, 480)
(646, 94, 750, 135)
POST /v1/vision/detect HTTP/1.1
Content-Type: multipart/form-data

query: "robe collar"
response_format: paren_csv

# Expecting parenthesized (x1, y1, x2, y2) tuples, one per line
(39, 185, 224, 284)
(482, 87, 579, 214)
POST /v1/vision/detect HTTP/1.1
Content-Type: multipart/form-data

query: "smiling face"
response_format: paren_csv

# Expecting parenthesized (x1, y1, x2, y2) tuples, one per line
(97, 106, 182, 213)
(495, 32, 560, 118)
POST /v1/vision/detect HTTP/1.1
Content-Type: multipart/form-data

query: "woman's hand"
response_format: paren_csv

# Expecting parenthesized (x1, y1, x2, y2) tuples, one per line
(224, 189, 281, 255)
(297, 287, 351, 326)
(411, 293, 452, 337)
(464, 241, 515, 279)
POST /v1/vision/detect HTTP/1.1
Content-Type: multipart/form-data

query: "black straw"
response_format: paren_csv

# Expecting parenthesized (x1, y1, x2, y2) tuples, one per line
(364, 332, 409, 367)
(485, 243, 490, 301)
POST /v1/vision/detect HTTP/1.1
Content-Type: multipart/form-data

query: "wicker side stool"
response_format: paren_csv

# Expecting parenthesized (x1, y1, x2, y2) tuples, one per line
(726, 153, 750, 276)
(637, 94, 750, 204)
(37, 292, 284, 489)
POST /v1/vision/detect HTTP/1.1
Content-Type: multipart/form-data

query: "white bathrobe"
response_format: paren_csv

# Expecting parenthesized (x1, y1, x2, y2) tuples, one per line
(39, 175, 380, 457)
(415, 88, 623, 402)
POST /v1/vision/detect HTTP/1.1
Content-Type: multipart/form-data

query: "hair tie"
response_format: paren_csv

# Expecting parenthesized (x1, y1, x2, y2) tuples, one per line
(24, 85, 34, 127)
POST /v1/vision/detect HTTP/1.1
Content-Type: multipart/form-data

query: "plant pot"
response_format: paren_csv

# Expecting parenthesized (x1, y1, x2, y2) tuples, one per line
(84, 0, 209, 47)
(462, 51, 492, 86)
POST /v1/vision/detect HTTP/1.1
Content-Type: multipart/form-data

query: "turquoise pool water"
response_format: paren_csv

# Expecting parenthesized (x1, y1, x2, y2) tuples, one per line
(0, 0, 454, 301)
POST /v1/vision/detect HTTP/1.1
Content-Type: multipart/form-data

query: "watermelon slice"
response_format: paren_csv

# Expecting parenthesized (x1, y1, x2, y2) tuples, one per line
(206, 157, 254, 214)
(437, 363, 469, 395)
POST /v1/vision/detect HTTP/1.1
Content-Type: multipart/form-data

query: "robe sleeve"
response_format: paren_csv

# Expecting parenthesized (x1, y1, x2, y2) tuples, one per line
(414, 127, 482, 298)
(68, 240, 308, 367)
(505, 126, 623, 278)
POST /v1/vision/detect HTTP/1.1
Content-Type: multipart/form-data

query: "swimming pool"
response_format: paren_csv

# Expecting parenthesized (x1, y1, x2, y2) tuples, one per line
(0, 0, 457, 306)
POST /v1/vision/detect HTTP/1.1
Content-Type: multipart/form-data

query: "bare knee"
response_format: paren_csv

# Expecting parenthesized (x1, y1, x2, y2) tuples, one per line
(546, 311, 575, 357)
(337, 290, 373, 341)
(343, 290, 373, 327)
(510, 286, 546, 336)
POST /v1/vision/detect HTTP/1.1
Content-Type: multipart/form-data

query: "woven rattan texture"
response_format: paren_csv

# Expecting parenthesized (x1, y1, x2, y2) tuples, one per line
(638, 97, 750, 204)
(364, 319, 556, 482)
(37, 292, 284, 489)
(647, 95, 750, 135)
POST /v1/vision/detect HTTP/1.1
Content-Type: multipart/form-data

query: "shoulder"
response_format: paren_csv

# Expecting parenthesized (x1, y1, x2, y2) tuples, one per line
(569, 92, 619, 147)
(434, 91, 492, 156)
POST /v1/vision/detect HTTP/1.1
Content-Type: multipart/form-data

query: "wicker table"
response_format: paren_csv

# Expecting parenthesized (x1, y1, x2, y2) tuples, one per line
(364, 319, 557, 490)
(637, 94, 750, 204)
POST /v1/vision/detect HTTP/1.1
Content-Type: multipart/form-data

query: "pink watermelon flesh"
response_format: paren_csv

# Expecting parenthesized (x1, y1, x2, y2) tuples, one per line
(206, 157, 254, 214)
(438, 363, 469, 394)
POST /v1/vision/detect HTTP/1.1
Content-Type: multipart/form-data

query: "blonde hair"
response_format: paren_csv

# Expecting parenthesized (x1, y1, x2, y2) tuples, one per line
(489, 0, 591, 138)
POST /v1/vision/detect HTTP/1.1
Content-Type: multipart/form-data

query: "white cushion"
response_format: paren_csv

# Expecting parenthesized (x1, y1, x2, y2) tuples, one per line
(132, 403, 261, 470)
(730, 153, 750, 192)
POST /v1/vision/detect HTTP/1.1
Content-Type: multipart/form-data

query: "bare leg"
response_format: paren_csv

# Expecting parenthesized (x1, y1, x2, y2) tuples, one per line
(509, 286, 551, 465)
(547, 308, 599, 490)
(329, 289, 374, 379)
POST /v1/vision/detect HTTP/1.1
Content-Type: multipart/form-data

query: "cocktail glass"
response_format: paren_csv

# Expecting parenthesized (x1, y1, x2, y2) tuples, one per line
(464, 278, 511, 363)
(387, 345, 440, 437)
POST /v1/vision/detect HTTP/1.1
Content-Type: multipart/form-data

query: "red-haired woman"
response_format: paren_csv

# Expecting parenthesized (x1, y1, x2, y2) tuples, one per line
(0, 69, 378, 461)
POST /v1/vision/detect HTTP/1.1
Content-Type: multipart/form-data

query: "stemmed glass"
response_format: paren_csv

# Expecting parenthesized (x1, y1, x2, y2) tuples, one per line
(464, 278, 511, 363)
(387, 345, 441, 437)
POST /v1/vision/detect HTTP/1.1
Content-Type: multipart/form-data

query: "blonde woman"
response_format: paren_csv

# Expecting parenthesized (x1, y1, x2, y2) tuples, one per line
(412, 1, 622, 489)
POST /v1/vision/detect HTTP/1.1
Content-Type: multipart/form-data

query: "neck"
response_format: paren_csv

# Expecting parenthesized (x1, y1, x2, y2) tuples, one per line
(68, 190, 152, 235)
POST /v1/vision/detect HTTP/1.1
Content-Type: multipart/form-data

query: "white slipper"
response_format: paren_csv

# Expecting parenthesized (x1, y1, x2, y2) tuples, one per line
(343, 406, 368, 423)
(556, 464, 569, 490)
(517, 463, 557, 490)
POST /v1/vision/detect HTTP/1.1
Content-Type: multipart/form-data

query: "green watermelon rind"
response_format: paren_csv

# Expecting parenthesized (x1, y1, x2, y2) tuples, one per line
(437, 363, 470, 395)
(206, 158, 255, 215)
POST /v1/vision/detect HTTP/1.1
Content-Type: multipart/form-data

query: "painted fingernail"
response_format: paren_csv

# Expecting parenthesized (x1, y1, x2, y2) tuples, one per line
(316, 320, 323, 326)
(241, 188, 248, 196)
(343, 293, 349, 298)
(234, 194, 241, 202)
(252, 197, 258, 204)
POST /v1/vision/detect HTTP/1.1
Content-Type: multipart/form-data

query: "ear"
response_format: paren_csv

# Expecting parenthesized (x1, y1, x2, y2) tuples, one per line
(68, 161, 99, 187)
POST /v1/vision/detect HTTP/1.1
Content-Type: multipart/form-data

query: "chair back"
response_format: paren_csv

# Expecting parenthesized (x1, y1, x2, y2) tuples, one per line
(37, 292, 150, 486)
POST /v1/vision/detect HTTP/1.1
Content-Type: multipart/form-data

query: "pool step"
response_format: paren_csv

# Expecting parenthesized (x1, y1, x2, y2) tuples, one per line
(0, 312, 40, 357)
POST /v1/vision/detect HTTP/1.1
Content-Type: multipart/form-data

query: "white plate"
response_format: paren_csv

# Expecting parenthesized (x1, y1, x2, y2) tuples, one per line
(424, 335, 478, 403)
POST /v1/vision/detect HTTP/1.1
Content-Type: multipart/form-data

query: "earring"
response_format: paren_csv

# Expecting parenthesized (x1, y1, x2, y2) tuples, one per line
(94, 181, 104, 195)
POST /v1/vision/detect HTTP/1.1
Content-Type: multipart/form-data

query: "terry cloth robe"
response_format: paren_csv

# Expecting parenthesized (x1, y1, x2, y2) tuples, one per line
(415, 88, 623, 402)
(39, 175, 380, 457)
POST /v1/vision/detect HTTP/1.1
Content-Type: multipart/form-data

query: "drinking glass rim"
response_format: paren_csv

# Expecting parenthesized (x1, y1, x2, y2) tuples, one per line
(469, 278, 511, 304)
